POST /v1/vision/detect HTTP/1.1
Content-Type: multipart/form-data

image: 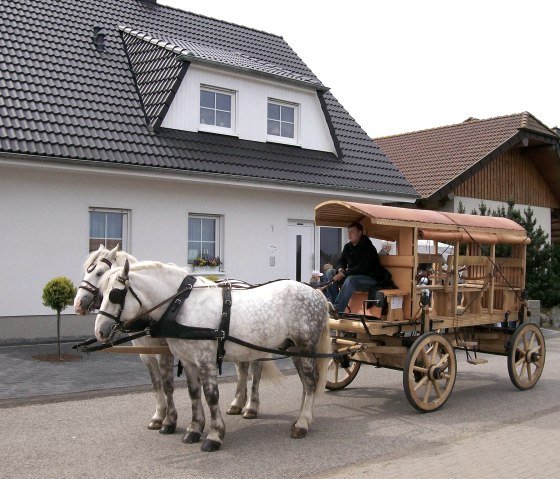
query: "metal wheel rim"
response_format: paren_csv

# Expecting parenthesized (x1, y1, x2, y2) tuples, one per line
(403, 333, 457, 412)
(508, 323, 545, 390)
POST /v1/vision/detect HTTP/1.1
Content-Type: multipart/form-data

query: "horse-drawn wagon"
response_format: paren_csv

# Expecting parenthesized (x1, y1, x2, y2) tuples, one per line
(317, 200, 545, 412)
(74, 200, 546, 451)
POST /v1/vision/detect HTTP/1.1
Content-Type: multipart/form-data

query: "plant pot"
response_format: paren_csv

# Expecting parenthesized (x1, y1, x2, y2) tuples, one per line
(194, 266, 220, 274)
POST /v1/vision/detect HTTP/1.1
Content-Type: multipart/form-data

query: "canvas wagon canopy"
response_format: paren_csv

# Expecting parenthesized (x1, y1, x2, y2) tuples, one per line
(314, 201, 530, 245)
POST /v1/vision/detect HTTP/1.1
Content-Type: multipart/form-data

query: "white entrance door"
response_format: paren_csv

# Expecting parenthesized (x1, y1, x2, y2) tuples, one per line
(288, 222, 314, 282)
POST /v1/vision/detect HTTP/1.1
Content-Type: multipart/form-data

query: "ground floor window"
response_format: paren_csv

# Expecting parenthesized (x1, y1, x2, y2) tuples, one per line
(89, 208, 129, 252)
(188, 214, 222, 267)
(319, 226, 343, 271)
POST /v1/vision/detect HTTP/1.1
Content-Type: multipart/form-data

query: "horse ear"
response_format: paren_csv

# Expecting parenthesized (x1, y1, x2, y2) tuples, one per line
(97, 244, 105, 252)
(107, 244, 119, 261)
(124, 259, 130, 277)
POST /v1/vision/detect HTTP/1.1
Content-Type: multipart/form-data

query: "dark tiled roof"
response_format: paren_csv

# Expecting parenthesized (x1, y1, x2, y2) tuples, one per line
(0, 0, 417, 198)
(374, 112, 559, 199)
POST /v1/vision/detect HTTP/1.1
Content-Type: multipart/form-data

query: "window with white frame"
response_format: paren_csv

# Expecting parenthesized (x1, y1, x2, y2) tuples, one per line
(267, 99, 298, 143)
(89, 208, 129, 252)
(199, 86, 235, 133)
(188, 214, 222, 267)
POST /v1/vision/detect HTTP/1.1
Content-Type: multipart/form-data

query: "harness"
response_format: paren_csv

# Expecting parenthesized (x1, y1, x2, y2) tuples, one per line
(74, 275, 363, 370)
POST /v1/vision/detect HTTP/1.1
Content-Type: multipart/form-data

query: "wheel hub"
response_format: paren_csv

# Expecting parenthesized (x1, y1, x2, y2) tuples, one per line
(428, 366, 443, 380)
(528, 351, 539, 363)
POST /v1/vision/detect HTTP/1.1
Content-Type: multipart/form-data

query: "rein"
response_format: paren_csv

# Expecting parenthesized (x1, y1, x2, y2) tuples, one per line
(76, 274, 362, 361)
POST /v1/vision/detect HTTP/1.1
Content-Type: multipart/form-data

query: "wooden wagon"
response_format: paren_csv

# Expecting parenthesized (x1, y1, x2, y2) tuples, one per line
(316, 200, 546, 412)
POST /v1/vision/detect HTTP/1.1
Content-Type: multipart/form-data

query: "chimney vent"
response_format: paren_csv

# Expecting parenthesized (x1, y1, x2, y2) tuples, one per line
(92, 26, 105, 51)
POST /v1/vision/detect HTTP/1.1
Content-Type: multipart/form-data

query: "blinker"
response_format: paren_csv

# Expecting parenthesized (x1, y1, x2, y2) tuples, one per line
(109, 287, 127, 305)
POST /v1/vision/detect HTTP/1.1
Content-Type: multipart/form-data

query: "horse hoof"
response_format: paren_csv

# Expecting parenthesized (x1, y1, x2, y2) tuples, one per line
(159, 424, 176, 435)
(242, 410, 258, 419)
(290, 423, 308, 439)
(226, 405, 242, 415)
(148, 420, 162, 430)
(201, 439, 221, 452)
(182, 431, 201, 444)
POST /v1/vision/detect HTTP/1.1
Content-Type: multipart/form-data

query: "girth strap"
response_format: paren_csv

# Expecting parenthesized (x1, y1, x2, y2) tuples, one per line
(216, 285, 232, 374)
(149, 276, 223, 340)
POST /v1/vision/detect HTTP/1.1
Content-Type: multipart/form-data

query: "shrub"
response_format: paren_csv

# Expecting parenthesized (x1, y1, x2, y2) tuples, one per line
(42, 277, 77, 358)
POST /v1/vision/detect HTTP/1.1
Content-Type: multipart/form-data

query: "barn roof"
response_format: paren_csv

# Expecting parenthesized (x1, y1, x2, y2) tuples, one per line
(374, 112, 558, 200)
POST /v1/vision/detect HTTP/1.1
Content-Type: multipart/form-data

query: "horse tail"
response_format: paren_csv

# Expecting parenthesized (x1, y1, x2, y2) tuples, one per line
(260, 361, 285, 385)
(315, 306, 331, 395)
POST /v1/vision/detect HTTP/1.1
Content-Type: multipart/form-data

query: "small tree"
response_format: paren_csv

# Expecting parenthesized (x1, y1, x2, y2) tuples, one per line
(42, 277, 77, 358)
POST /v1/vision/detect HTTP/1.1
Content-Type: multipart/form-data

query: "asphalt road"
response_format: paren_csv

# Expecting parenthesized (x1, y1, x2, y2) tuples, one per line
(1, 330, 559, 478)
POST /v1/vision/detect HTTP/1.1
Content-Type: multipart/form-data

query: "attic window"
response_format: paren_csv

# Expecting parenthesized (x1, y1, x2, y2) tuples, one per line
(267, 99, 298, 145)
(199, 86, 236, 135)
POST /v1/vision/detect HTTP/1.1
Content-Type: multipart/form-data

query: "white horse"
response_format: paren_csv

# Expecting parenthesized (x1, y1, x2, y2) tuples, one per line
(74, 246, 275, 432)
(74, 245, 178, 433)
(94, 260, 331, 452)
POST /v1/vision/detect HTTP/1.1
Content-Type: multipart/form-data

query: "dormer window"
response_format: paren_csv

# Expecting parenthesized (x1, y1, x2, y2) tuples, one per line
(199, 86, 236, 134)
(267, 99, 298, 144)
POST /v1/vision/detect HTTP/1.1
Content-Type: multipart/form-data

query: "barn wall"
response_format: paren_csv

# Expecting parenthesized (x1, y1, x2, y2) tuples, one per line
(455, 148, 559, 208)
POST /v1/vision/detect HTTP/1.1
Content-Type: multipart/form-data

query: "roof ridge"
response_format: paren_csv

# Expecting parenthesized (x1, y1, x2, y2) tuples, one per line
(519, 111, 559, 137)
(373, 112, 533, 140)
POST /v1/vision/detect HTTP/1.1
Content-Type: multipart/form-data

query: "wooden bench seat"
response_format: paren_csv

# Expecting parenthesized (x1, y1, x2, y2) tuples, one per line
(348, 289, 407, 321)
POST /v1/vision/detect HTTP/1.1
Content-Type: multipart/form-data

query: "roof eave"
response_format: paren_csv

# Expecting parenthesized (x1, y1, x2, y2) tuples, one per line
(0, 152, 416, 203)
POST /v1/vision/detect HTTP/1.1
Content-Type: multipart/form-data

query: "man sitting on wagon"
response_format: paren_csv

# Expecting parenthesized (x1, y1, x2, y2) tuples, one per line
(325, 222, 384, 315)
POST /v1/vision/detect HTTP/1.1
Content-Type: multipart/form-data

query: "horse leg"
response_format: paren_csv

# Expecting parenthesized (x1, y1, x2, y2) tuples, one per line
(290, 356, 319, 439)
(226, 362, 248, 415)
(139, 353, 168, 431)
(199, 362, 225, 452)
(157, 353, 177, 434)
(242, 361, 262, 419)
(180, 360, 205, 445)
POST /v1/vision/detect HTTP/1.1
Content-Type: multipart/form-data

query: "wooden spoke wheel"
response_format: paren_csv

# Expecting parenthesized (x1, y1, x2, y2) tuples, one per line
(325, 356, 361, 390)
(508, 323, 546, 390)
(403, 333, 457, 413)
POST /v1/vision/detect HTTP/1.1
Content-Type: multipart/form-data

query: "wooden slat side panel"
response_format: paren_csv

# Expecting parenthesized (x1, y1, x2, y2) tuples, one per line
(455, 149, 559, 208)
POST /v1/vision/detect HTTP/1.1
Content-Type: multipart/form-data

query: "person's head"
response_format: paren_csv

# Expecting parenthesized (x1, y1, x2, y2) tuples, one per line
(347, 222, 363, 245)
(382, 241, 392, 253)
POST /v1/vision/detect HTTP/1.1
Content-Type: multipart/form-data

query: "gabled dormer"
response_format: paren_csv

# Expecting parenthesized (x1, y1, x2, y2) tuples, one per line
(120, 26, 337, 154)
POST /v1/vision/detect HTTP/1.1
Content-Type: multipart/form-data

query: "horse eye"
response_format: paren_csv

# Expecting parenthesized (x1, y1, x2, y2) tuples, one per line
(96, 271, 103, 277)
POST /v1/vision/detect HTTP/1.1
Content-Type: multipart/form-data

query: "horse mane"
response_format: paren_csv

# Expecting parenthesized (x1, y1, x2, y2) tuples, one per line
(99, 261, 200, 291)
(82, 246, 138, 271)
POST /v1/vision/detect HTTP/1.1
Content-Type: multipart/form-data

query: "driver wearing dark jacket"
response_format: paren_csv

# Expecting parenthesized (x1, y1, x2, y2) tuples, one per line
(326, 222, 382, 313)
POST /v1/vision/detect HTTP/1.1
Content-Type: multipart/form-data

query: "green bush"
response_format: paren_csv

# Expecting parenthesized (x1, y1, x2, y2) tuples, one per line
(42, 277, 77, 358)
(42, 277, 76, 312)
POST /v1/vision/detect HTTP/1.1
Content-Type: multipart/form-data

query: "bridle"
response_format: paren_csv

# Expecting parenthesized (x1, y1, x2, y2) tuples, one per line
(98, 274, 143, 328)
(78, 257, 115, 310)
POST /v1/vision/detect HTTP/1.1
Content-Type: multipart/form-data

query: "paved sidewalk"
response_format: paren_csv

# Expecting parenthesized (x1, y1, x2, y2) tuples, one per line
(0, 340, 293, 405)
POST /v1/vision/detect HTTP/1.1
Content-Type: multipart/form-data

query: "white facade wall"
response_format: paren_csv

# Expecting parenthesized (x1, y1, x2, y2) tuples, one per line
(445, 196, 552, 240)
(0, 161, 344, 319)
(162, 64, 336, 153)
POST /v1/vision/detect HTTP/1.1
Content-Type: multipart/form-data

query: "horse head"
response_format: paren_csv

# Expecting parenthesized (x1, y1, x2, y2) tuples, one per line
(95, 259, 138, 342)
(73, 244, 138, 315)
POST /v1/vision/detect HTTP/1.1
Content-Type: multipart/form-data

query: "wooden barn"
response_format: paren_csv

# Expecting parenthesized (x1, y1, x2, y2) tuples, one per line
(374, 112, 560, 242)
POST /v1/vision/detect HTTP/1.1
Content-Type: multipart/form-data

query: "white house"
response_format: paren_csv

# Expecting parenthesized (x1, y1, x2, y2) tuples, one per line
(0, 0, 417, 341)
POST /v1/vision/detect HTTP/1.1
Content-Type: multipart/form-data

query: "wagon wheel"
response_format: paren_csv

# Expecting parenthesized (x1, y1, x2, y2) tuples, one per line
(403, 332, 457, 413)
(507, 323, 546, 390)
(325, 355, 361, 390)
